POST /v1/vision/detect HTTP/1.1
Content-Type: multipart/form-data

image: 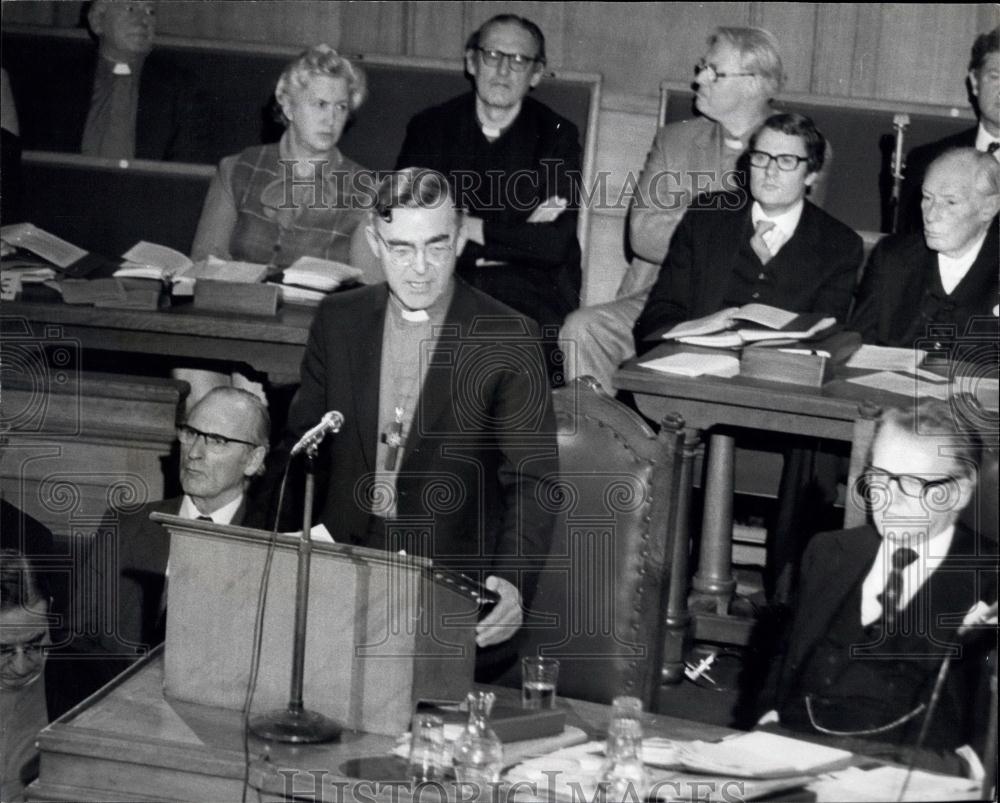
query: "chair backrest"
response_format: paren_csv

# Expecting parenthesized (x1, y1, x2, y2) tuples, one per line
(519, 378, 685, 708)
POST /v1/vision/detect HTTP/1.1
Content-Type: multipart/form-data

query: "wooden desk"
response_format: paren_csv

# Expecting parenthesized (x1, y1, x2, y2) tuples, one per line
(613, 348, 931, 652)
(30, 651, 735, 802)
(3, 299, 315, 384)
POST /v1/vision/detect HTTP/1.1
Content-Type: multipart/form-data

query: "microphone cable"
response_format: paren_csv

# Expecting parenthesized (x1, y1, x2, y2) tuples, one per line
(240, 461, 292, 803)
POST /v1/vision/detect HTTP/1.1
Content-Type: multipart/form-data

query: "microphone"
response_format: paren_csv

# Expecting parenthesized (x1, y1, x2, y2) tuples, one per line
(290, 411, 344, 457)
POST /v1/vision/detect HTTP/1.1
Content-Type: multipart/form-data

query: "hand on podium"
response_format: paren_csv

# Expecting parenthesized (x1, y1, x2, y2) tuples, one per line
(476, 576, 523, 647)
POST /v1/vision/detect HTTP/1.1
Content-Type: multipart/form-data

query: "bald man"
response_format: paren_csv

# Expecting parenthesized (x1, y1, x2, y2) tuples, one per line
(850, 147, 1000, 349)
(83, 387, 270, 661)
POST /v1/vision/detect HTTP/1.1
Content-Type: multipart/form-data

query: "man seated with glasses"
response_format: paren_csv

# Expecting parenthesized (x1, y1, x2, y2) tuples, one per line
(1, 548, 52, 800)
(281, 168, 557, 681)
(758, 400, 998, 775)
(395, 14, 581, 382)
(562, 27, 832, 391)
(77, 387, 269, 682)
(633, 112, 860, 351)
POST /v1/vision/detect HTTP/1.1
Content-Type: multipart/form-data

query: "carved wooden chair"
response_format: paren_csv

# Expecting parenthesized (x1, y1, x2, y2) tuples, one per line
(519, 377, 687, 709)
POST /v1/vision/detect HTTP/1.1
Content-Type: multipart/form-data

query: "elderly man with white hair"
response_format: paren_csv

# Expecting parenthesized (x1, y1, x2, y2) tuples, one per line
(850, 147, 1000, 348)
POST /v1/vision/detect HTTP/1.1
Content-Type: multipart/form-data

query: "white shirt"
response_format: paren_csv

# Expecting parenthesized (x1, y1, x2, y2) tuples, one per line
(975, 123, 1000, 158)
(751, 199, 804, 257)
(937, 230, 988, 294)
(860, 525, 955, 626)
(178, 493, 243, 525)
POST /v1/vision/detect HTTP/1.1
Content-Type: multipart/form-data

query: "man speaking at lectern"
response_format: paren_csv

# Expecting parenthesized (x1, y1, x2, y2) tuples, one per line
(284, 168, 558, 679)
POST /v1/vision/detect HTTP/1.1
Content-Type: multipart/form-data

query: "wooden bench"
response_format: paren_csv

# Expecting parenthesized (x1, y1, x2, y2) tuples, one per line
(659, 80, 975, 232)
(3, 26, 601, 270)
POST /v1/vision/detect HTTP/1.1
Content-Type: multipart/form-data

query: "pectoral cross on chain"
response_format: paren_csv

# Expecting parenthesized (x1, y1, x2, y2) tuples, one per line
(380, 406, 406, 470)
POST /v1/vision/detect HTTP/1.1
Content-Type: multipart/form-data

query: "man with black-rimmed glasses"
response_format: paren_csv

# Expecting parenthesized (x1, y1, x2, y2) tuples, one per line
(77, 387, 270, 679)
(396, 14, 581, 382)
(632, 112, 860, 351)
(759, 400, 998, 775)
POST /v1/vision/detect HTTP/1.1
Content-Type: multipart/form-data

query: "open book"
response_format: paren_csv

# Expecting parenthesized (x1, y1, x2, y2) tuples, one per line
(1, 222, 89, 269)
(281, 255, 363, 292)
(659, 304, 836, 348)
(115, 243, 269, 295)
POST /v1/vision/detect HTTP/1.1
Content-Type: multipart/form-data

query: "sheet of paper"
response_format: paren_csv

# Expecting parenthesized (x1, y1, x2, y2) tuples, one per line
(640, 352, 740, 378)
(121, 240, 192, 273)
(673, 730, 853, 778)
(810, 766, 978, 802)
(661, 307, 740, 340)
(845, 344, 927, 371)
(847, 371, 951, 400)
(0, 222, 89, 268)
(733, 303, 798, 329)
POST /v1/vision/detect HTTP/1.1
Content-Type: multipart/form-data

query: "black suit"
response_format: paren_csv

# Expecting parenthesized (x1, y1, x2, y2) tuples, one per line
(82, 496, 258, 658)
(764, 524, 997, 762)
(849, 224, 999, 348)
(396, 93, 582, 328)
(284, 279, 557, 610)
(20, 49, 209, 162)
(634, 194, 863, 349)
(898, 127, 978, 234)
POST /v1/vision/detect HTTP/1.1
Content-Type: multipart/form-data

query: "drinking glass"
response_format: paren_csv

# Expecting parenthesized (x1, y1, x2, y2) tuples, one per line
(521, 656, 560, 709)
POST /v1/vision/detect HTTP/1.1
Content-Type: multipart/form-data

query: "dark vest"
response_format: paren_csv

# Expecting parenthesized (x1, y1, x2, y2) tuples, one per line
(781, 578, 962, 748)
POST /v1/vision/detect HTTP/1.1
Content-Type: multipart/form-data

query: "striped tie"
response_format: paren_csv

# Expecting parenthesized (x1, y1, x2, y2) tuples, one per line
(877, 547, 919, 618)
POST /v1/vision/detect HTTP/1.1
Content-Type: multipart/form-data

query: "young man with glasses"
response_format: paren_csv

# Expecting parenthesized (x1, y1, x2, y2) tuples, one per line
(395, 14, 581, 379)
(282, 169, 557, 679)
(77, 387, 269, 681)
(561, 27, 827, 391)
(632, 113, 860, 350)
(758, 400, 997, 775)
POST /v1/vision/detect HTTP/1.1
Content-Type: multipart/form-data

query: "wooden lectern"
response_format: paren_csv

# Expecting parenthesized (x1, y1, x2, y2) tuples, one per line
(152, 514, 476, 736)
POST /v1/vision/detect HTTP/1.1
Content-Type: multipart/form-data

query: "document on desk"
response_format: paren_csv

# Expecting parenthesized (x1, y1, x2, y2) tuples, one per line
(845, 344, 927, 371)
(809, 765, 979, 802)
(661, 731, 853, 778)
(847, 371, 951, 400)
(640, 352, 740, 378)
(0, 222, 89, 268)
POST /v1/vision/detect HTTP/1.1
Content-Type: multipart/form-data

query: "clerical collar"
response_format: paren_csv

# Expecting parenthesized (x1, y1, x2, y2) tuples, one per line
(388, 280, 455, 324)
(475, 98, 521, 139)
(99, 54, 141, 76)
(975, 123, 1000, 155)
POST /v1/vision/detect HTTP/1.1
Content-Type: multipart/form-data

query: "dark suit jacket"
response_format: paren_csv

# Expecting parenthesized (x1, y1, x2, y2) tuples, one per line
(284, 279, 558, 606)
(85, 495, 257, 655)
(898, 127, 978, 235)
(849, 224, 999, 348)
(21, 49, 210, 162)
(633, 194, 863, 349)
(765, 524, 997, 754)
(396, 92, 582, 324)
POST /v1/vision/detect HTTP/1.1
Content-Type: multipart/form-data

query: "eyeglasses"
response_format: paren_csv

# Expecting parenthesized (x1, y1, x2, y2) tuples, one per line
(477, 47, 539, 72)
(177, 424, 260, 451)
(861, 464, 958, 499)
(0, 631, 47, 690)
(374, 231, 456, 268)
(694, 59, 756, 83)
(748, 150, 810, 172)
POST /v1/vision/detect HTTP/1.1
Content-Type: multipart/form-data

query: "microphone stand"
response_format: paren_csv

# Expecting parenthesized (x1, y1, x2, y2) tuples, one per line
(889, 113, 910, 234)
(249, 445, 341, 743)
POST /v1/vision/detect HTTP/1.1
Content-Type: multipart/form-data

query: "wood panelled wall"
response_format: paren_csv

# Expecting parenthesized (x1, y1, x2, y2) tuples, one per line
(5, 1, 997, 302)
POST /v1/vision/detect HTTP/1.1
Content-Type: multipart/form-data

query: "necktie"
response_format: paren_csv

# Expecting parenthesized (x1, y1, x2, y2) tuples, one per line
(750, 219, 775, 265)
(987, 141, 999, 155)
(877, 546, 919, 619)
